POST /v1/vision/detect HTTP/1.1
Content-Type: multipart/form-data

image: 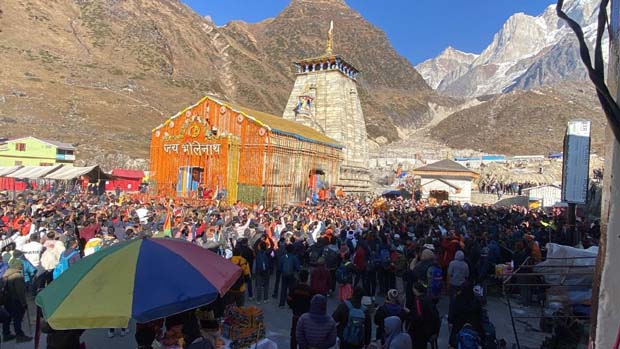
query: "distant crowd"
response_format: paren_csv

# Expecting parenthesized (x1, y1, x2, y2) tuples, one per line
(0, 184, 600, 349)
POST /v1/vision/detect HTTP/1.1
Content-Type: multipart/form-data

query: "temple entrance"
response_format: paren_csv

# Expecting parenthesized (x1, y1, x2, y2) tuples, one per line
(429, 189, 449, 203)
(308, 169, 326, 192)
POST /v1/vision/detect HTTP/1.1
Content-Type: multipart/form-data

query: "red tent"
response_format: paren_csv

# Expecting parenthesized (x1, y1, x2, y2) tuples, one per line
(106, 169, 145, 192)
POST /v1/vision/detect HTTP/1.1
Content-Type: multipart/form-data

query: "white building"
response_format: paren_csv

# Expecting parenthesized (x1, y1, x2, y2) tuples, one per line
(523, 185, 562, 208)
(413, 159, 479, 203)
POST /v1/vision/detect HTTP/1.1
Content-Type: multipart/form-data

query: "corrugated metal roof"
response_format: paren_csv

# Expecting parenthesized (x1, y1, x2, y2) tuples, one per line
(5, 164, 63, 179)
(45, 165, 111, 180)
(39, 139, 75, 150)
(0, 166, 23, 177)
(522, 184, 562, 192)
(8, 137, 75, 150)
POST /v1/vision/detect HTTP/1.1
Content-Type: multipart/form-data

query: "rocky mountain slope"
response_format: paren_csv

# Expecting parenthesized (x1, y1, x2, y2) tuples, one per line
(415, 0, 608, 98)
(415, 47, 478, 90)
(0, 0, 452, 166)
(429, 82, 607, 155)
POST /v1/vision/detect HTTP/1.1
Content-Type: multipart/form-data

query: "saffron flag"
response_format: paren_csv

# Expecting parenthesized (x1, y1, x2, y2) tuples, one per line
(163, 209, 172, 237)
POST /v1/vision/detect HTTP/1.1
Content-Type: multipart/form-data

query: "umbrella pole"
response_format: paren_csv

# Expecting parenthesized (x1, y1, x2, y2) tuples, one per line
(34, 307, 42, 349)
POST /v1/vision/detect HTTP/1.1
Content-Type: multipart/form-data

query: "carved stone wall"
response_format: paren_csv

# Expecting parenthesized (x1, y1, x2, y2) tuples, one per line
(283, 67, 369, 192)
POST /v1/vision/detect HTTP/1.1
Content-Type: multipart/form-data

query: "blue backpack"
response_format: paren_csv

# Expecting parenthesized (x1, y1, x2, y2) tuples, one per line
(336, 264, 352, 284)
(255, 252, 270, 273)
(427, 265, 443, 298)
(343, 301, 366, 346)
(378, 248, 390, 267)
(0, 262, 8, 279)
(280, 254, 296, 276)
(53, 250, 79, 280)
(457, 326, 480, 349)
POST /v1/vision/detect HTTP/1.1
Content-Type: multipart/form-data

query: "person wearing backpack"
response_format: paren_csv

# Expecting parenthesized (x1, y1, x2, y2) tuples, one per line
(53, 237, 81, 280)
(308, 238, 325, 268)
(10, 250, 37, 289)
(278, 244, 300, 307)
(332, 287, 371, 349)
(456, 323, 481, 349)
(376, 239, 393, 296)
(448, 283, 482, 348)
(374, 289, 406, 344)
(426, 261, 444, 303)
(228, 247, 251, 307)
(413, 249, 443, 303)
(322, 241, 340, 295)
(271, 237, 287, 300)
(254, 241, 271, 304)
(406, 283, 440, 349)
(1, 258, 32, 343)
(336, 261, 353, 301)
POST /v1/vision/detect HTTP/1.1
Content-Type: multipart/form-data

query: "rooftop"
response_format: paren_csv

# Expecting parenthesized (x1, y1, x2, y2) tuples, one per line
(413, 159, 480, 177)
(40, 138, 76, 151)
(154, 96, 343, 149)
(8, 137, 75, 150)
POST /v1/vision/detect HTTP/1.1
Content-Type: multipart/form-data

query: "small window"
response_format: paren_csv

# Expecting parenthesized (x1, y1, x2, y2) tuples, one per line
(14, 161, 22, 166)
(15, 143, 26, 151)
(40, 162, 54, 166)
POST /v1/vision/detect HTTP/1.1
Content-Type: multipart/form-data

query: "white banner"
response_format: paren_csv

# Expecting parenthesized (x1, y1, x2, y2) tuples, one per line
(562, 120, 591, 204)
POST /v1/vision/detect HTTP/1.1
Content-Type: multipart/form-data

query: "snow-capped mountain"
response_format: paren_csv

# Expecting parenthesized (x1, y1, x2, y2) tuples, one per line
(415, 47, 478, 89)
(416, 0, 609, 97)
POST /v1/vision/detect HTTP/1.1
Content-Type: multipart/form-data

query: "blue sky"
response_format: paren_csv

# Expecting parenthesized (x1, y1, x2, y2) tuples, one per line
(184, 0, 555, 64)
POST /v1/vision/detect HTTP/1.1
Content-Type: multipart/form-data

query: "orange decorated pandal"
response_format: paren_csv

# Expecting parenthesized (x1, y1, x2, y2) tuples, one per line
(150, 96, 342, 207)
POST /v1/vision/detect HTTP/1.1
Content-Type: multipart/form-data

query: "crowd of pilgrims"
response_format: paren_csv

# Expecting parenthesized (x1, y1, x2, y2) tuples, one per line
(0, 188, 601, 349)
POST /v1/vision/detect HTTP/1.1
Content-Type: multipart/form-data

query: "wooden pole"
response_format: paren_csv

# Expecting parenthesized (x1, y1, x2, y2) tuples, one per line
(593, 1, 620, 347)
(567, 202, 578, 245)
(34, 307, 41, 349)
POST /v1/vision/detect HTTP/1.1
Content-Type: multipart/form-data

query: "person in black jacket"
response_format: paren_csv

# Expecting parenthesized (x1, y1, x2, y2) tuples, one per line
(254, 241, 272, 304)
(331, 287, 371, 349)
(374, 289, 407, 344)
(287, 270, 312, 349)
(448, 282, 483, 348)
(406, 283, 440, 349)
(41, 321, 85, 349)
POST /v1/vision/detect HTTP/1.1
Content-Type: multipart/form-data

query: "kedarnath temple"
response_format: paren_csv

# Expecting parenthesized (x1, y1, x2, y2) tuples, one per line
(282, 21, 370, 193)
(149, 22, 369, 205)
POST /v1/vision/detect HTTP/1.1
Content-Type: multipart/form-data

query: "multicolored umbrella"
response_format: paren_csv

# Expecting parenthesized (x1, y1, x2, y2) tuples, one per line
(35, 237, 241, 330)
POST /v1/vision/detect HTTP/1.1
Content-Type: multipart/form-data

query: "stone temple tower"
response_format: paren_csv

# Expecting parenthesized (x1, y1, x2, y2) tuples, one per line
(282, 21, 369, 193)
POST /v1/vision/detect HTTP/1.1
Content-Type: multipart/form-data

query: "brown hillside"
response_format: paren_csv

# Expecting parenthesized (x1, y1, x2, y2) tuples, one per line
(430, 82, 608, 155)
(0, 0, 448, 166)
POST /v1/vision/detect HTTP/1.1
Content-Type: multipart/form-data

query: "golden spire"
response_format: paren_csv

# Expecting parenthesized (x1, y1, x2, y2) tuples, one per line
(326, 20, 334, 55)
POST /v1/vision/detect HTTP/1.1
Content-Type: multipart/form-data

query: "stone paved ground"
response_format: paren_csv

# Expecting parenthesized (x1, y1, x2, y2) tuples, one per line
(2, 281, 558, 349)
